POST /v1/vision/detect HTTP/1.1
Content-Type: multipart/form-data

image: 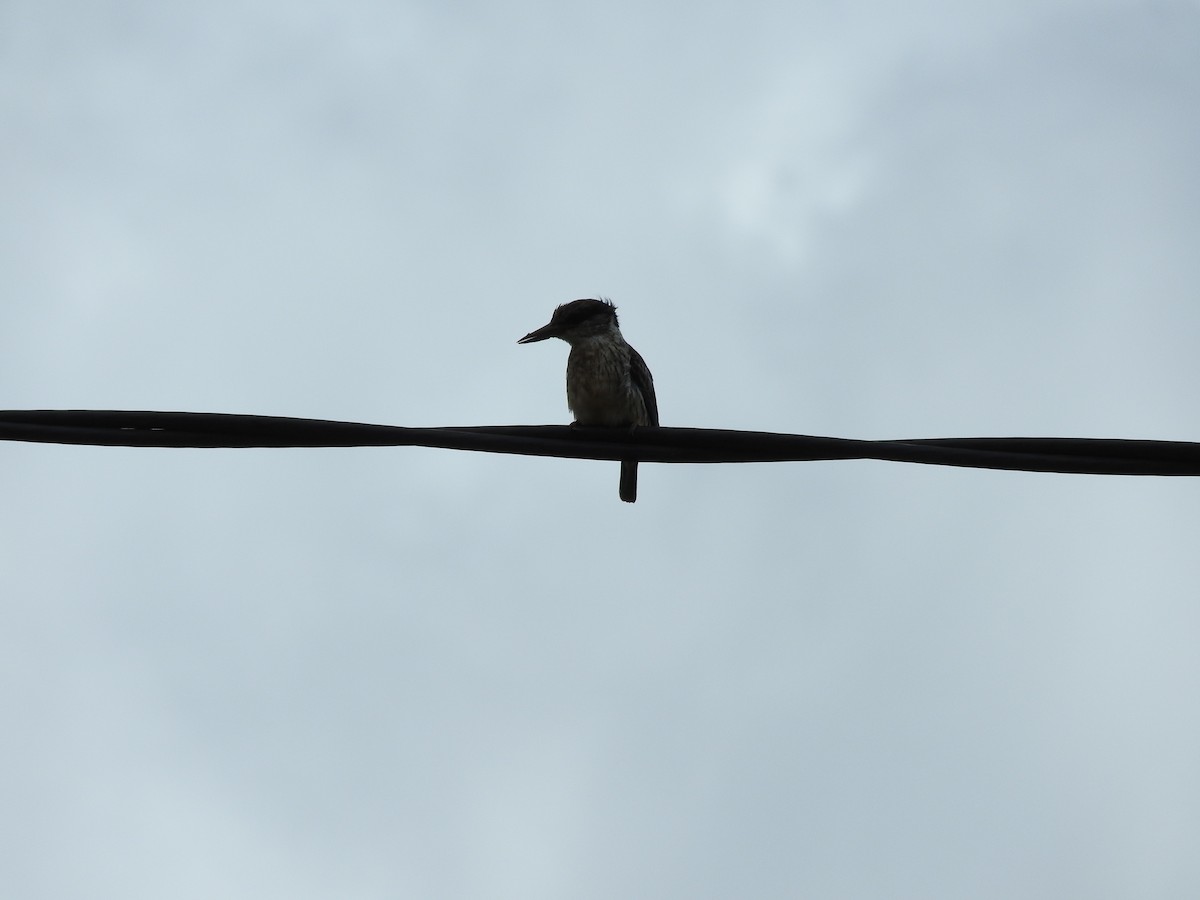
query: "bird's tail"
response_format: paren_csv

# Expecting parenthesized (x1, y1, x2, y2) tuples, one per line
(619, 460, 638, 503)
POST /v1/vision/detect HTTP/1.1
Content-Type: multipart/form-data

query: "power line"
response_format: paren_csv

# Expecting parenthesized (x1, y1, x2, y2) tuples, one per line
(3, 409, 1199, 476)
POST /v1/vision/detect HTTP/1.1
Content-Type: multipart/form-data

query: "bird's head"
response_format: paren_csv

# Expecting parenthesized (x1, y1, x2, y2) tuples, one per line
(517, 298, 620, 346)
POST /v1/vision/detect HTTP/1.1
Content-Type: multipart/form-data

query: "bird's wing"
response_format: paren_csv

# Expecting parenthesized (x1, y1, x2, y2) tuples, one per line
(629, 346, 659, 427)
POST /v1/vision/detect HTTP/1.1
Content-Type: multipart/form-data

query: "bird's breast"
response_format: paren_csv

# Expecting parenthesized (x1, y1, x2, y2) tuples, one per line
(565, 340, 649, 427)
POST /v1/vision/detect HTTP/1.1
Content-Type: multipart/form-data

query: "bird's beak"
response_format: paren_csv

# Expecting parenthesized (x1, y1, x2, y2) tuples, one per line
(517, 322, 558, 344)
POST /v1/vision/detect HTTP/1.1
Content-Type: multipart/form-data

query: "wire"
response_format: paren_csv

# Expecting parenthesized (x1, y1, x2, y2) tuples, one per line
(3, 409, 1199, 476)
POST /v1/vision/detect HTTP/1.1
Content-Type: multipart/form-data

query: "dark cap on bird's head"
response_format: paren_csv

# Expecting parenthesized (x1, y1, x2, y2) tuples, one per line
(517, 298, 619, 344)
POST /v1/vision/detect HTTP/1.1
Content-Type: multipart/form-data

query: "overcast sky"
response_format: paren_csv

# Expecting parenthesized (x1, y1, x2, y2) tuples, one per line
(3, 1, 1200, 898)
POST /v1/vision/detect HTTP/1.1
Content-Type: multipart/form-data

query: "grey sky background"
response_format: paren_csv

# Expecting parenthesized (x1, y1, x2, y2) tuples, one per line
(3, 1, 1200, 897)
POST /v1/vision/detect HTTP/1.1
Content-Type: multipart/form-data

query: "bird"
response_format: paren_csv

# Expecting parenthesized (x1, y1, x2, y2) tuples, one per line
(518, 298, 658, 503)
